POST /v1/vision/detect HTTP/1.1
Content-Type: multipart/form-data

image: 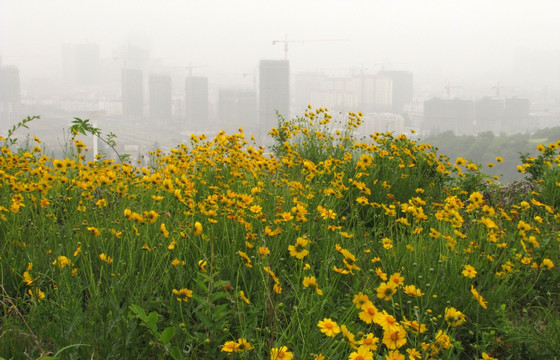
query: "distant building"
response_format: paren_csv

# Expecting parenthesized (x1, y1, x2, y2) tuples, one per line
(218, 89, 257, 133)
(308, 74, 393, 113)
(358, 113, 405, 138)
(0, 66, 20, 102)
(475, 97, 504, 134)
(0, 66, 21, 129)
(149, 74, 172, 124)
(293, 72, 327, 114)
(378, 71, 413, 114)
(503, 97, 531, 133)
(424, 98, 475, 135)
(122, 69, 143, 121)
(259, 60, 289, 136)
(185, 76, 209, 130)
(61, 43, 101, 87)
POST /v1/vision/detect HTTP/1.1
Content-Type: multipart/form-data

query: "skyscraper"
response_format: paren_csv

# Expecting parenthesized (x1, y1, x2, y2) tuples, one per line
(0, 66, 21, 128)
(149, 74, 172, 124)
(61, 43, 101, 87)
(378, 71, 413, 114)
(218, 89, 258, 133)
(122, 69, 143, 121)
(0, 66, 20, 102)
(259, 60, 289, 135)
(424, 98, 475, 135)
(185, 76, 208, 130)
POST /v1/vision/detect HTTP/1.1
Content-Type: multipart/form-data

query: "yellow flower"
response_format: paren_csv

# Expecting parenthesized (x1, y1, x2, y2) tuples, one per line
(462, 264, 477, 278)
(352, 292, 370, 309)
(481, 352, 498, 360)
(471, 286, 488, 309)
(542, 258, 554, 269)
(270, 346, 293, 360)
(359, 301, 379, 324)
(193, 221, 203, 236)
(288, 236, 310, 259)
(172, 288, 193, 302)
(99, 253, 113, 264)
(348, 346, 373, 360)
(385, 350, 405, 360)
(382, 326, 407, 349)
(238, 251, 253, 268)
(445, 307, 466, 326)
(52, 255, 70, 268)
(359, 333, 379, 351)
(239, 290, 250, 304)
(160, 223, 169, 238)
(317, 318, 340, 337)
(373, 310, 400, 332)
(376, 281, 398, 301)
(403, 285, 424, 297)
(221, 341, 239, 353)
(28, 288, 46, 302)
(258, 246, 271, 256)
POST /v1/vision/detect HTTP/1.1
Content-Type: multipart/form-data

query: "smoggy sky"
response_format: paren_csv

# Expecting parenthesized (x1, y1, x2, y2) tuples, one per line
(1, 0, 560, 83)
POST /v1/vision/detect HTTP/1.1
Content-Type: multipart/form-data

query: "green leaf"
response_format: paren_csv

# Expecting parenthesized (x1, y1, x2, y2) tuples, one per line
(195, 311, 213, 328)
(146, 311, 158, 330)
(168, 347, 183, 360)
(129, 304, 147, 320)
(159, 326, 176, 345)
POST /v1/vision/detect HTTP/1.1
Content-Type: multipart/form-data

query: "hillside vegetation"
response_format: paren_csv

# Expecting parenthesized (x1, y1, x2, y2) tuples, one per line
(0, 109, 559, 360)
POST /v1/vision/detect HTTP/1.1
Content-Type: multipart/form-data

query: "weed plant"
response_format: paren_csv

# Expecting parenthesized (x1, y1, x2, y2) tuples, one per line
(0, 108, 559, 360)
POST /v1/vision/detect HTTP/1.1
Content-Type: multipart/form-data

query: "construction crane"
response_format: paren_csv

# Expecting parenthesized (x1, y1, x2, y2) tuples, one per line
(444, 82, 461, 99)
(492, 82, 512, 98)
(272, 34, 347, 60)
(185, 63, 206, 77)
(243, 73, 257, 91)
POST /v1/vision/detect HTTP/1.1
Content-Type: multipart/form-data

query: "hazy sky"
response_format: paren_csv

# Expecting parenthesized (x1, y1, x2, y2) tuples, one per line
(2, 0, 560, 81)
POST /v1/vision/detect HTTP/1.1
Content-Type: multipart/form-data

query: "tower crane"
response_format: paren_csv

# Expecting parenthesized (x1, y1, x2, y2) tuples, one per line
(243, 73, 257, 91)
(185, 63, 206, 77)
(492, 82, 512, 98)
(444, 82, 461, 99)
(272, 34, 347, 60)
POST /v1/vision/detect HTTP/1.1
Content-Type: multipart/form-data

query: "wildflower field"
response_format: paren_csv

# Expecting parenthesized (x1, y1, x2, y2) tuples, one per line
(1, 108, 559, 360)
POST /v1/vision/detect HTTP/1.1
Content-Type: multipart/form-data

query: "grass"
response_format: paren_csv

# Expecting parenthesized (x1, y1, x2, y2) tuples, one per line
(0, 108, 559, 360)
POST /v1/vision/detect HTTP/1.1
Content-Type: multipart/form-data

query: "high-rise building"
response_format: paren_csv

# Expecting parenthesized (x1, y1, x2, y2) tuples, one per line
(503, 97, 531, 133)
(475, 97, 504, 134)
(218, 89, 258, 133)
(61, 43, 101, 87)
(149, 74, 172, 124)
(259, 60, 289, 135)
(122, 69, 143, 121)
(378, 71, 413, 114)
(185, 76, 208, 130)
(0, 66, 21, 129)
(0, 66, 20, 102)
(424, 98, 475, 135)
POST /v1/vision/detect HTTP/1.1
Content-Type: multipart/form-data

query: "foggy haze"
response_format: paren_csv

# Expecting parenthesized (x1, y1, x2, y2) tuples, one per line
(1, 0, 560, 165)
(2, 0, 560, 80)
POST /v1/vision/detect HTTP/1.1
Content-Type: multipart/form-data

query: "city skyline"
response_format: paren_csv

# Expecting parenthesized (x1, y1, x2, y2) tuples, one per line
(2, 0, 560, 87)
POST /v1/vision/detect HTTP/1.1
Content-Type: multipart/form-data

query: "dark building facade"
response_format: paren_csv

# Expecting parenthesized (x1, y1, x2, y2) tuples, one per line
(378, 70, 413, 114)
(0, 66, 21, 128)
(185, 76, 208, 130)
(424, 98, 475, 135)
(218, 89, 258, 133)
(122, 69, 143, 120)
(259, 60, 289, 136)
(149, 74, 172, 123)
(0, 66, 20, 102)
(503, 97, 531, 133)
(475, 97, 504, 134)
